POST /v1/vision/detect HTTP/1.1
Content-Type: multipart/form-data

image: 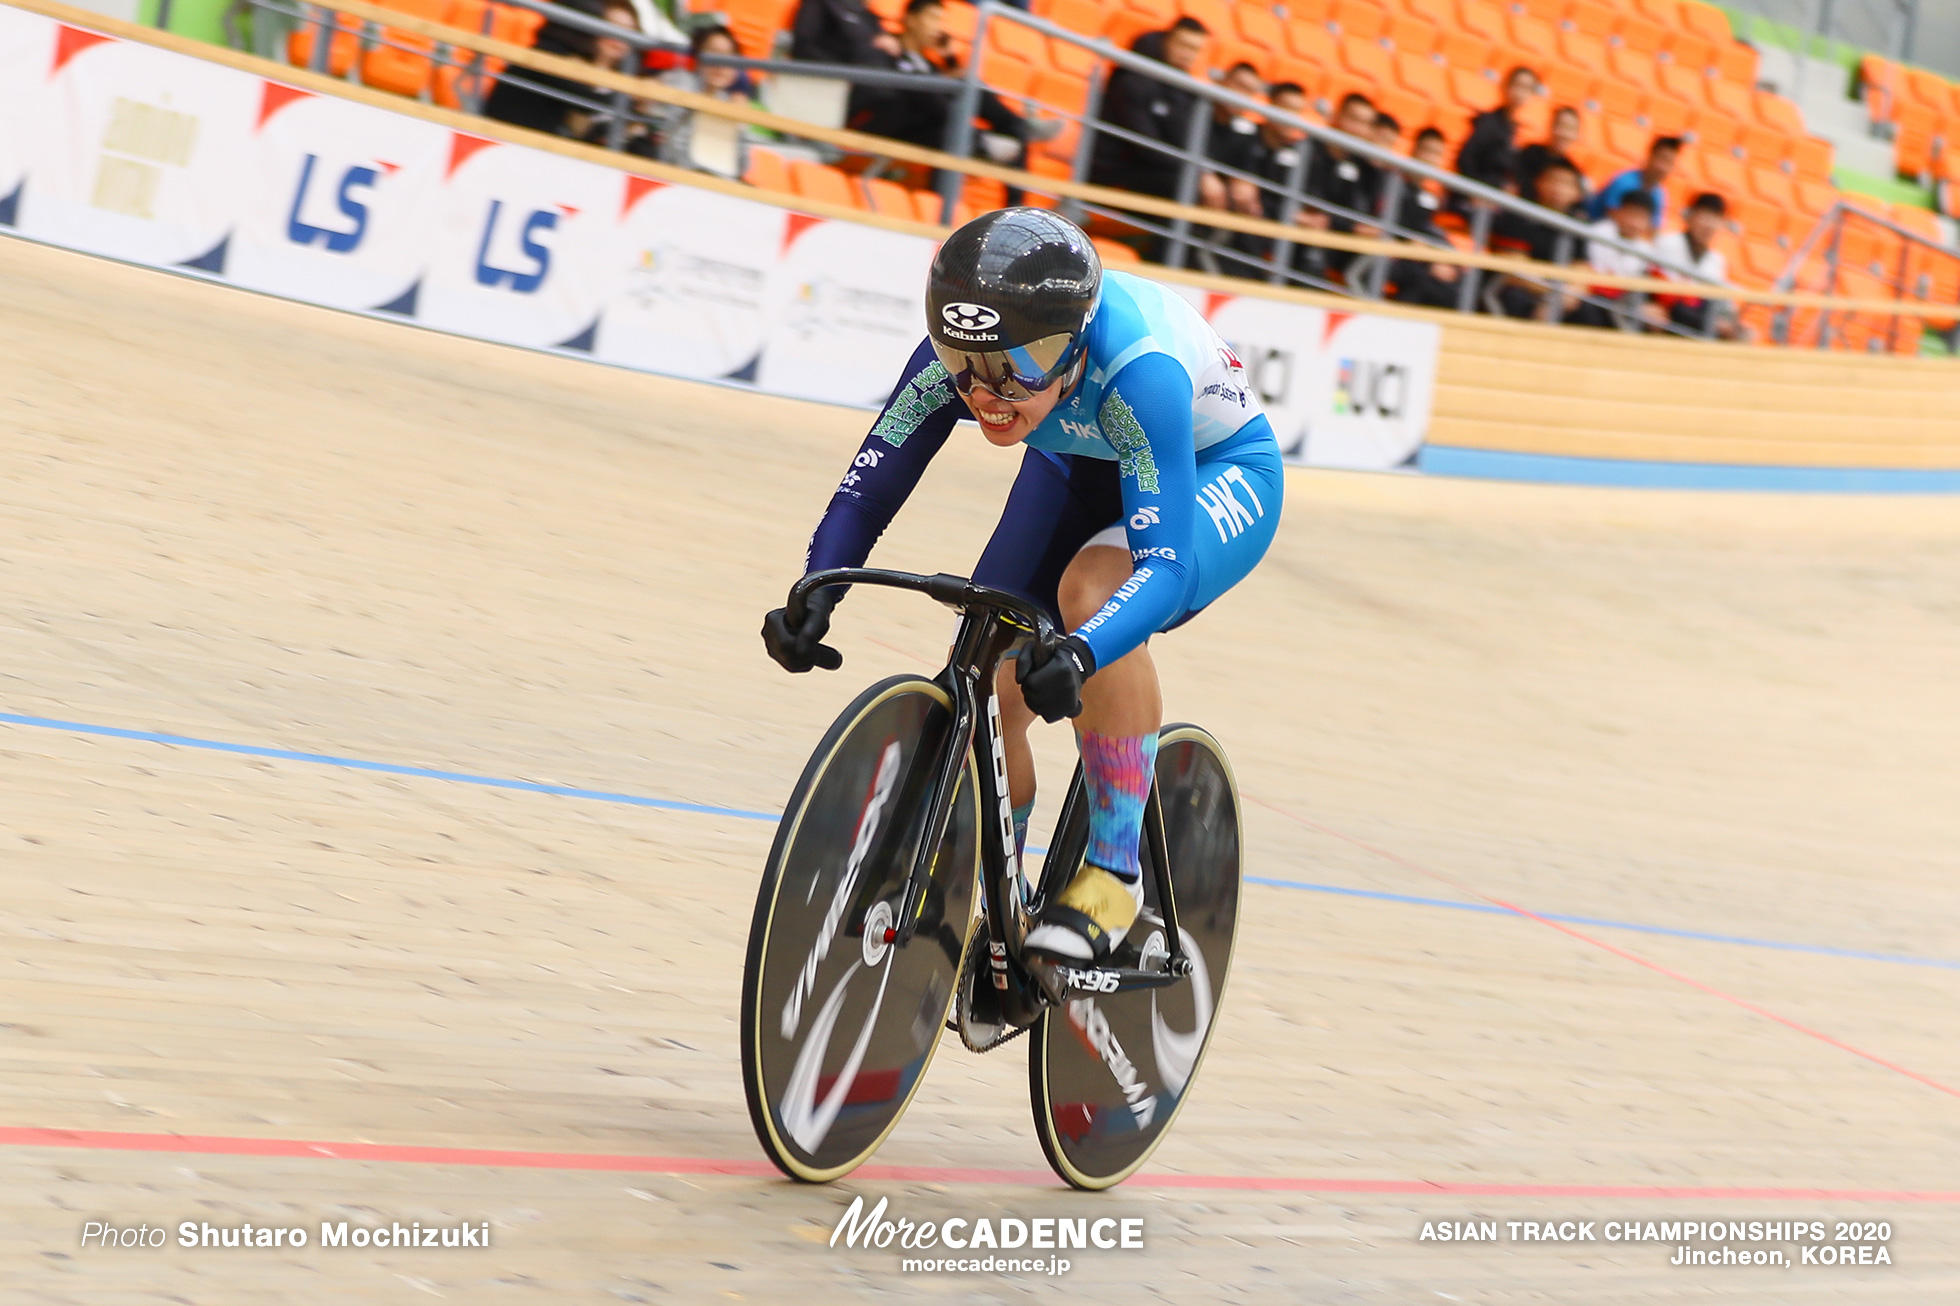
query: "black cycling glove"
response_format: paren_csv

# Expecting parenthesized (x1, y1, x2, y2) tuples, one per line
(762, 589, 842, 673)
(1015, 634, 1095, 722)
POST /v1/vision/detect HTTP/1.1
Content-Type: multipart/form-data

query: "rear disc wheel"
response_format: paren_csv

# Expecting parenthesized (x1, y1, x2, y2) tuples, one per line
(1027, 724, 1242, 1190)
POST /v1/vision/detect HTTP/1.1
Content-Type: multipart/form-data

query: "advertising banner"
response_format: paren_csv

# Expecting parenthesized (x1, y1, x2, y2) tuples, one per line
(0, 5, 1441, 470)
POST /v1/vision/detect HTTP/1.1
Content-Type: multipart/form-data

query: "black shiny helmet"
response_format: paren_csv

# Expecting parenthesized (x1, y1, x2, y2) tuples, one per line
(926, 208, 1102, 401)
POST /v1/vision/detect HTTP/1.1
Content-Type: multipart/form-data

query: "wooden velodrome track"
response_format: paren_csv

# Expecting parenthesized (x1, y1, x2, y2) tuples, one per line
(1, 231, 1957, 1304)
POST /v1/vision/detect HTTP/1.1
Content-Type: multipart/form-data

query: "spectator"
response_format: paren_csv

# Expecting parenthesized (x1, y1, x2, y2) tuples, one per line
(1089, 17, 1209, 204)
(1654, 191, 1748, 339)
(1371, 110, 1404, 155)
(790, 0, 900, 65)
(1516, 105, 1584, 203)
(1486, 158, 1587, 318)
(655, 24, 765, 175)
(483, 0, 638, 138)
(1571, 189, 1666, 329)
(1454, 65, 1539, 196)
(846, 0, 1057, 197)
(1250, 80, 1312, 216)
(1588, 135, 1681, 225)
(1289, 91, 1380, 280)
(1200, 62, 1269, 218)
(1385, 126, 1465, 307)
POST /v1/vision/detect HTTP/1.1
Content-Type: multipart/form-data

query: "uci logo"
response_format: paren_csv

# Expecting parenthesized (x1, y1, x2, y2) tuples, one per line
(941, 302, 1000, 331)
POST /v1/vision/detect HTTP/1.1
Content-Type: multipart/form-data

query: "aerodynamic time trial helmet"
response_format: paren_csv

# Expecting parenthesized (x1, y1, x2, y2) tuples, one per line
(926, 208, 1102, 402)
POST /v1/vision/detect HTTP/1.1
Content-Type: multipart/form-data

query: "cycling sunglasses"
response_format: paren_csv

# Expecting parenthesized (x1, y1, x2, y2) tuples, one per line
(931, 332, 1081, 403)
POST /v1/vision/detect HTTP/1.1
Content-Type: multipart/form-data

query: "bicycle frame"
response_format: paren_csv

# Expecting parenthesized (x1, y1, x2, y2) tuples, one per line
(787, 568, 1191, 1024)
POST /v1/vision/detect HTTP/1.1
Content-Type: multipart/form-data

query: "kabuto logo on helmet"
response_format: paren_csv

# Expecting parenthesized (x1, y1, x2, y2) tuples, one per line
(941, 302, 1002, 332)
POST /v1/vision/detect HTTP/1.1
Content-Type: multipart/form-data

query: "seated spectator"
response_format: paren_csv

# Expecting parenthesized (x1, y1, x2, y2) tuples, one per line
(1588, 134, 1681, 226)
(846, 0, 1058, 201)
(1654, 191, 1749, 340)
(1289, 91, 1380, 280)
(1200, 61, 1270, 218)
(1516, 105, 1585, 204)
(655, 24, 765, 175)
(1371, 110, 1404, 155)
(1454, 65, 1539, 198)
(484, 0, 640, 138)
(790, 0, 900, 64)
(1571, 189, 1666, 329)
(1089, 17, 1209, 204)
(1385, 126, 1465, 308)
(1486, 158, 1587, 318)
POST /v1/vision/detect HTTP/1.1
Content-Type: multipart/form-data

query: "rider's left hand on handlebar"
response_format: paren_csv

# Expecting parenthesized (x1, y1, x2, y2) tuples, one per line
(1015, 634, 1095, 722)
(762, 589, 842, 674)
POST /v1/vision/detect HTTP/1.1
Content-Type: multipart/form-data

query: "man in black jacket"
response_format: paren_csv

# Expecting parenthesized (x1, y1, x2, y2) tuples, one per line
(1088, 17, 1209, 204)
(1288, 90, 1379, 281)
(790, 0, 900, 65)
(1453, 64, 1539, 201)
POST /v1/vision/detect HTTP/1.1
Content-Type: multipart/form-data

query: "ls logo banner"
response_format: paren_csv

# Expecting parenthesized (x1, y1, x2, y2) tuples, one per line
(473, 198, 556, 294)
(286, 153, 378, 254)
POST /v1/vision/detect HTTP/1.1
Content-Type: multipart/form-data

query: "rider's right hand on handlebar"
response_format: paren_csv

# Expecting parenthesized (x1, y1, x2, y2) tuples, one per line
(762, 588, 842, 674)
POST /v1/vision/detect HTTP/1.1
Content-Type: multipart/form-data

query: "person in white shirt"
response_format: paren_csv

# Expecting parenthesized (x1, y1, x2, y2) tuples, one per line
(1653, 192, 1748, 340)
(1572, 189, 1665, 330)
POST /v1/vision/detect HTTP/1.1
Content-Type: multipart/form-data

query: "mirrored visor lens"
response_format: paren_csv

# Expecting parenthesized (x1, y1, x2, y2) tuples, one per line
(931, 332, 1078, 400)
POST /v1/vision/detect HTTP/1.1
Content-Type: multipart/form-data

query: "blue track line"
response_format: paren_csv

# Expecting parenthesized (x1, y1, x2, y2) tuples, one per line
(4, 708, 1954, 973)
(0, 710, 776, 822)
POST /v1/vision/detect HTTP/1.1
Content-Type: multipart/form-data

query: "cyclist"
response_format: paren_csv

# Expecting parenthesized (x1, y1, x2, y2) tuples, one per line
(764, 208, 1282, 965)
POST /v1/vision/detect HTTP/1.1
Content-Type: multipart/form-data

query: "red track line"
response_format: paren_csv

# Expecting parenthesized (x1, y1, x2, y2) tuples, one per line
(1246, 794, 1960, 1100)
(4, 1127, 1956, 1201)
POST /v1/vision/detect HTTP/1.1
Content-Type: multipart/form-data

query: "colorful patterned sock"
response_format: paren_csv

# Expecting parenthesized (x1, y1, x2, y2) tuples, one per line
(1012, 801, 1034, 862)
(1079, 730, 1159, 884)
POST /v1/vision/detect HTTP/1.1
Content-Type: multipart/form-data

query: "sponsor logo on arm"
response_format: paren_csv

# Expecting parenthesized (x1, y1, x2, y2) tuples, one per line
(1096, 393, 1160, 493)
(870, 360, 956, 447)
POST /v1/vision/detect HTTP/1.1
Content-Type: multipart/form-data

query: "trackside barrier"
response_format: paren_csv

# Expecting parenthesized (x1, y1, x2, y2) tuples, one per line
(0, 0, 1439, 470)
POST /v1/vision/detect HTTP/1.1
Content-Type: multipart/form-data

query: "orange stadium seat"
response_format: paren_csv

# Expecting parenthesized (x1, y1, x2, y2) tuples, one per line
(1753, 91, 1806, 136)
(1688, 108, 1741, 155)
(1286, 19, 1340, 69)
(1793, 177, 1836, 217)
(288, 9, 363, 77)
(744, 146, 793, 194)
(1330, 0, 1389, 43)
(1790, 134, 1834, 180)
(987, 18, 1047, 67)
(1436, 30, 1490, 73)
(1508, 13, 1558, 61)
(1678, 0, 1731, 43)
(1092, 236, 1143, 264)
(1894, 102, 1938, 178)
(1448, 66, 1499, 112)
(1607, 46, 1659, 95)
(1593, 77, 1641, 122)
(431, 2, 544, 110)
(1044, 0, 1107, 37)
(1704, 77, 1751, 120)
(1612, 12, 1665, 57)
(1557, 28, 1607, 75)
(1564, 0, 1616, 38)
(1747, 162, 1795, 209)
(1047, 36, 1097, 78)
(1237, 4, 1289, 56)
(1713, 41, 1756, 86)
(1514, 0, 1563, 27)
(354, 0, 452, 99)
(862, 176, 920, 219)
(1383, 11, 1443, 58)
(724, 0, 797, 58)
(1396, 49, 1449, 101)
(1663, 32, 1715, 76)
(1543, 65, 1591, 112)
(1656, 61, 1706, 106)
(983, 53, 1038, 97)
(1403, 0, 1454, 28)
(1644, 96, 1691, 137)
(1342, 37, 1394, 84)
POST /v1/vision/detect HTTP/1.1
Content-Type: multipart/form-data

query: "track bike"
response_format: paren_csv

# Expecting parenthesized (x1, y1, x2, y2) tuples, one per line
(740, 568, 1242, 1190)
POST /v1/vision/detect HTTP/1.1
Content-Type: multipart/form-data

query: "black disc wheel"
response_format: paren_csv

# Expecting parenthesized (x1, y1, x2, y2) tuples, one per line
(742, 675, 980, 1182)
(1027, 724, 1242, 1190)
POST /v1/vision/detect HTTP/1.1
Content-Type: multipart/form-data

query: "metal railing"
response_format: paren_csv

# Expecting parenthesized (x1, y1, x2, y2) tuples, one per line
(1773, 199, 1960, 350)
(234, 0, 1960, 348)
(950, 2, 1732, 336)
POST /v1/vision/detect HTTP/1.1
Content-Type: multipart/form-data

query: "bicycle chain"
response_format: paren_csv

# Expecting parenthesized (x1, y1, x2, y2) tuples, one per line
(948, 925, 1032, 1053)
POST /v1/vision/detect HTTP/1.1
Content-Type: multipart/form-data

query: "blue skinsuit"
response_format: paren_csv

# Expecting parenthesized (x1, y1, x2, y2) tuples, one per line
(804, 270, 1284, 668)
